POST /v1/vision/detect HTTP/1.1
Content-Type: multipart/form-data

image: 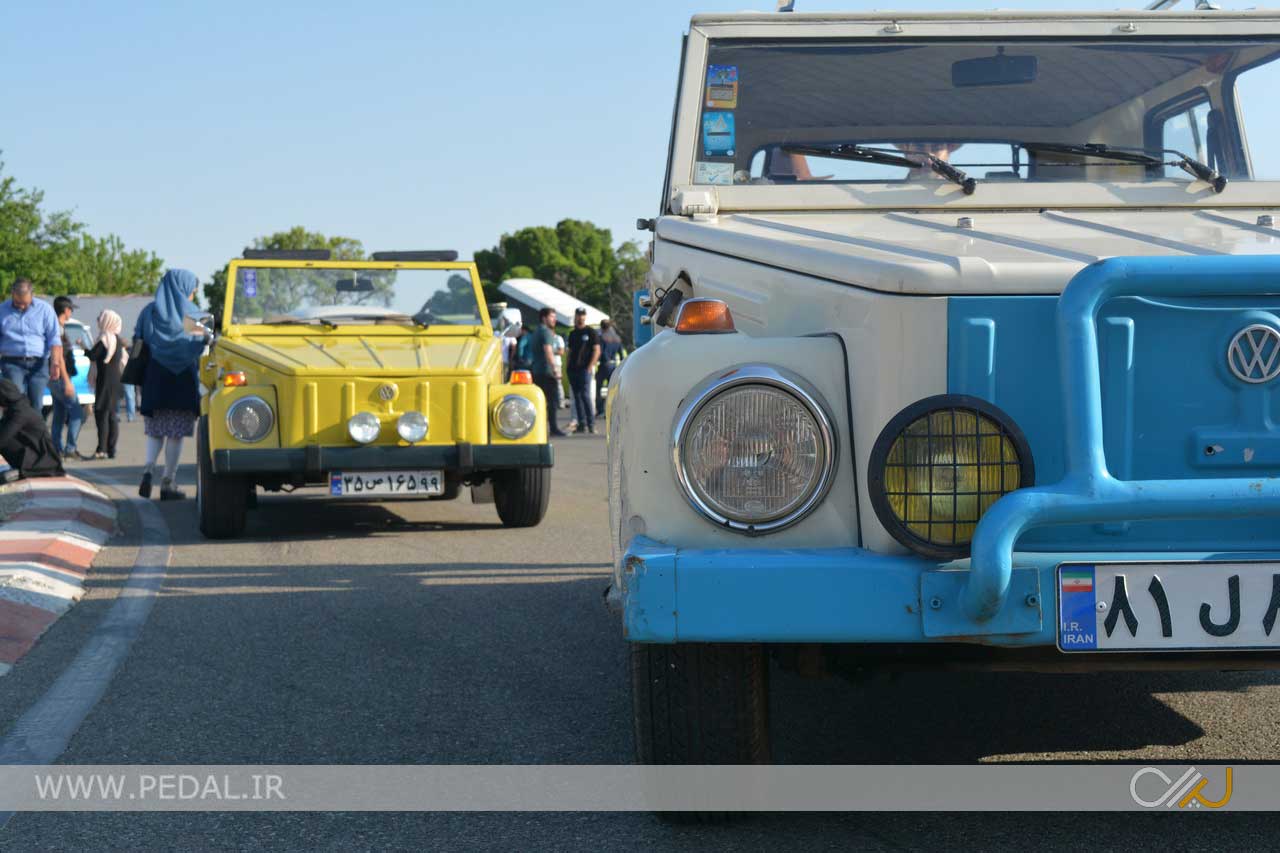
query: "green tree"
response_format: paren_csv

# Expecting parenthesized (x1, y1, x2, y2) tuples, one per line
(205, 227, 365, 320)
(0, 158, 161, 295)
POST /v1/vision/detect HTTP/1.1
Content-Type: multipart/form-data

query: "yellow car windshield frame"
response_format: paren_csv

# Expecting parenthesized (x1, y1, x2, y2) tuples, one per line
(222, 259, 491, 337)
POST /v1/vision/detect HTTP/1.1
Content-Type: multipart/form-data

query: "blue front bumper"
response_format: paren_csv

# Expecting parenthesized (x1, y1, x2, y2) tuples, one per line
(622, 256, 1280, 647)
(620, 535, 1280, 646)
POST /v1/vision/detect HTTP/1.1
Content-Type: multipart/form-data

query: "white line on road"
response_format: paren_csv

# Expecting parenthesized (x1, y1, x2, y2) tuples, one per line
(0, 472, 170, 829)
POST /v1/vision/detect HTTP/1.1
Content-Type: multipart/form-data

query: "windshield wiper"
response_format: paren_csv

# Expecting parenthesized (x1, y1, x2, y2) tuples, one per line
(271, 317, 337, 329)
(1022, 142, 1228, 193)
(782, 143, 978, 195)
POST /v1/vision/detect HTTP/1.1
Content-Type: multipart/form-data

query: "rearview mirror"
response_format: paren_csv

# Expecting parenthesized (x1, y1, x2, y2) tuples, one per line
(183, 313, 215, 336)
(336, 277, 375, 293)
(952, 51, 1037, 87)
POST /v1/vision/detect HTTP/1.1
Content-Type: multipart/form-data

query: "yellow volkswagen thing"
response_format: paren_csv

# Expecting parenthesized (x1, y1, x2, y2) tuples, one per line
(196, 249, 552, 538)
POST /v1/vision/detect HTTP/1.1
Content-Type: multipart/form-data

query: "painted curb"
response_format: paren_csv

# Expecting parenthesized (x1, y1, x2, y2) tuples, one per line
(0, 477, 117, 671)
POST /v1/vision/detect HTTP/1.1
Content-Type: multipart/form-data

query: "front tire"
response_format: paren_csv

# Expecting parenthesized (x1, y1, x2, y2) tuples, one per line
(631, 643, 770, 822)
(492, 467, 550, 527)
(197, 416, 248, 539)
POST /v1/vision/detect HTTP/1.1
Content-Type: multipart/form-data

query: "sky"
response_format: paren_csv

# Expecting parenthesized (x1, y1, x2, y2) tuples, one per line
(0, 0, 1268, 284)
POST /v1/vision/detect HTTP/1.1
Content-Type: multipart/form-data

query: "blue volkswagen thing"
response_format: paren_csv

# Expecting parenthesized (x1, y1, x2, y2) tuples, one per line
(609, 6, 1280, 764)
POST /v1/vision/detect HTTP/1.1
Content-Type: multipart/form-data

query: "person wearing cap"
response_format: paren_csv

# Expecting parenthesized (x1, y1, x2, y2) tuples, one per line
(48, 295, 85, 460)
(0, 278, 68, 410)
(566, 306, 601, 434)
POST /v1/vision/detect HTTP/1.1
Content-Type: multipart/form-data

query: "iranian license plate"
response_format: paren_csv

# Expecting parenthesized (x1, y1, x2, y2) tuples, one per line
(1058, 562, 1280, 652)
(329, 470, 444, 498)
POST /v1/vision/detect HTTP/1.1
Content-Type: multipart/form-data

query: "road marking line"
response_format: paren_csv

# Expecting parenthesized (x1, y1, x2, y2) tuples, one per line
(0, 471, 170, 827)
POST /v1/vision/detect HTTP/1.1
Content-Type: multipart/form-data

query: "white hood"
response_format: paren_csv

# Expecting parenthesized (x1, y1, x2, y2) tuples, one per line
(656, 208, 1280, 295)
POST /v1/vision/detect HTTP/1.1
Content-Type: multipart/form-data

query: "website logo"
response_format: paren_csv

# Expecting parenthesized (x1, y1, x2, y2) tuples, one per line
(1130, 767, 1234, 809)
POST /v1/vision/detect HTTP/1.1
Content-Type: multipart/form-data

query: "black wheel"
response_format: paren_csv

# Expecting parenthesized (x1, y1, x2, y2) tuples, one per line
(197, 416, 248, 539)
(492, 467, 550, 527)
(631, 643, 770, 822)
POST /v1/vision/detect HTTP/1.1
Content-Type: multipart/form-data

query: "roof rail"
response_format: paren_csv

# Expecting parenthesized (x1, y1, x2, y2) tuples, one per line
(242, 249, 332, 261)
(370, 250, 459, 262)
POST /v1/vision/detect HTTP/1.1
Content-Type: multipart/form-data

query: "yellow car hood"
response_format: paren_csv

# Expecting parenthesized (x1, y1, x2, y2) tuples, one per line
(220, 334, 496, 376)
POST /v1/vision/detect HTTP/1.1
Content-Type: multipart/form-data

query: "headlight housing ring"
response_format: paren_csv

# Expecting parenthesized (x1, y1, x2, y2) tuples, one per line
(672, 364, 837, 535)
(867, 394, 1034, 560)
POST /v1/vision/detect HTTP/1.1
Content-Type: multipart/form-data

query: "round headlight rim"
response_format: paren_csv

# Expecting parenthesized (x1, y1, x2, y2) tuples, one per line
(867, 394, 1035, 561)
(672, 364, 838, 536)
(347, 411, 381, 445)
(224, 394, 274, 444)
(492, 394, 538, 440)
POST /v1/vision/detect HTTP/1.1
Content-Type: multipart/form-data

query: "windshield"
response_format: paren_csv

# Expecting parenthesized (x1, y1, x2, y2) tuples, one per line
(230, 267, 484, 328)
(692, 38, 1280, 187)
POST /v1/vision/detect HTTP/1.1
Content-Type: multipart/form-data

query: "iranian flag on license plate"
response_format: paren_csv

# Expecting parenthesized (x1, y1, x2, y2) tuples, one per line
(1061, 570, 1093, 593)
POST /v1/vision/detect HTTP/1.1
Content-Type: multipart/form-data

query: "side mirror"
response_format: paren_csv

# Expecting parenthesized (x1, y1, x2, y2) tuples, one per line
(184, 313, 215, 337)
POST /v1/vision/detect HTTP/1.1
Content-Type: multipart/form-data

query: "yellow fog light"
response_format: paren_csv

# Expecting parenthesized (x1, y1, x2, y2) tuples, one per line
(347, 412, 381, 444)
(396, 411, 428, 443)
(868, 395, 1034, 559)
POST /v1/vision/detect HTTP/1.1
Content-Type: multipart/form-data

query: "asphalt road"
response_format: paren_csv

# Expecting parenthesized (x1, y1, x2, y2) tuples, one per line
(0, 417, 1276, 850)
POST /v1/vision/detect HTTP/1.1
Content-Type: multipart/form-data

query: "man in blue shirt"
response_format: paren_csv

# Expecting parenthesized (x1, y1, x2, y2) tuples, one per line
(0, 279, 66, 409)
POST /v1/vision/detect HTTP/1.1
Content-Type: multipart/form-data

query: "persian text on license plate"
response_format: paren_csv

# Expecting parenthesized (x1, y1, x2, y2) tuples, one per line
(329, 470, 444, 497)
(1058, 562, 1280, 652)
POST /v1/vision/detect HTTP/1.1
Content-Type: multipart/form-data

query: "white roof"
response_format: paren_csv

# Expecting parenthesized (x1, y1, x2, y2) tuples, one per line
(497, 278, 608, 326)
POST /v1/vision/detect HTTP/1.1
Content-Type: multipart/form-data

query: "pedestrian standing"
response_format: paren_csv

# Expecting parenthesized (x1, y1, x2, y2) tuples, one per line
(135, 270, 209, 500)
(529, 307, 565, 437)
(552, 330, 566, 414)
(122, 383, 137, 422)
(88, 309, 127, 459)
(596, 318, 624, 418)
(48, 296, 85, 460)
(0, 278, 68, 410)
(566, 307, 600, 434)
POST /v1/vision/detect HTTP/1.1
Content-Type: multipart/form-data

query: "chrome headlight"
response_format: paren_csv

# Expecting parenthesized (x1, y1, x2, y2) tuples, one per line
(493, 395, 537, 439)
(396, 411, 428, 443)
(673, 365, 836, 534)
(225, 395, 274, 443)
(868, 395, 1034, 560)
(347, 412, 381, 444)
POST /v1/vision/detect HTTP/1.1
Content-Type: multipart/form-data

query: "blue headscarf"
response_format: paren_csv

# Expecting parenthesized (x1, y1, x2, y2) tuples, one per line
(144, 269, 206, 373)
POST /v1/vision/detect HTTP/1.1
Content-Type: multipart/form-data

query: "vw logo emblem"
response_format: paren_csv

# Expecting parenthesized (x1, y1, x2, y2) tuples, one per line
(377, 383, 398, 402)
(1227, 324, 1280, 384)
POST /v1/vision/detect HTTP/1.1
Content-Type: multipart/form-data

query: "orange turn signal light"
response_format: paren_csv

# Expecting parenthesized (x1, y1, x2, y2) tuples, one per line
(674, 298, 736, 335)
(222, 371, 247, 387)
(510, 370, 533, 385)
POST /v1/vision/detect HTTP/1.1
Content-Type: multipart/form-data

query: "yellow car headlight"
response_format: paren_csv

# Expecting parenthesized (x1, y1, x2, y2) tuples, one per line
(673, 365, 836, 534)
(396, 411, 428, 443)
(493, 395, 537, 439)
(347, 412, 381, 444)
(869, 395, 1034, 559)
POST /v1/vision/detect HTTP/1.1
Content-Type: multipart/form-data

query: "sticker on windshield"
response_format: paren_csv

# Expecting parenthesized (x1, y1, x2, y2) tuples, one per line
(694, 161, 733, 185)
(706, 65, 738, 109)
(702, 112, 735, 157)
(243, 269, 258, 298)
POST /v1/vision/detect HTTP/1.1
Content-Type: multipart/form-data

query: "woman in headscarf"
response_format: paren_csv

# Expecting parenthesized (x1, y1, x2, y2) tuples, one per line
(0, 379, 63, 478)
(88, 308, 127, 459)
(134, 269, 210, 500)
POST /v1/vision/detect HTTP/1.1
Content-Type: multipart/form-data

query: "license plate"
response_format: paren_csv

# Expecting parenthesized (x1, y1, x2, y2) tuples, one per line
(329, 470, 444, 497)
(1058, 562, 1280, 652)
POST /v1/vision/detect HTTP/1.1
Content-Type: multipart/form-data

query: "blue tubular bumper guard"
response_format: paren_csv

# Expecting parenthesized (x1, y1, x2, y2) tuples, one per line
(964, 256, 1280, 622)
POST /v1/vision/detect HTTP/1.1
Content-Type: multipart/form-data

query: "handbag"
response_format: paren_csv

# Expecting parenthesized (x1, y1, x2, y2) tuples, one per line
(120, 339, 149, 386)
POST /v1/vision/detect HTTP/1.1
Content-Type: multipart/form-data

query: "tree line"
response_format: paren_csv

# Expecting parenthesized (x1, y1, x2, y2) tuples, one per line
(0, 158, 163, 295)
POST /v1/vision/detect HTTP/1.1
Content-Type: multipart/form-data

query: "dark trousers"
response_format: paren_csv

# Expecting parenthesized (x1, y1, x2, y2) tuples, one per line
(0, 357, 49, 409)
(534, 375, 563, 435)
(95, 396, 119, 456)
(595, 363, 615, 417)
(569, 368, 593, 429)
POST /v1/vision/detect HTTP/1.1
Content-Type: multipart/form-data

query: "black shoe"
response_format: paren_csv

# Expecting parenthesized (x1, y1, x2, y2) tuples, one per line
(160, 484, 187, 501)
(550, 429, 568, 437)
(587, 425, 596, 434)
(573, 425, 586, 434)
(139, 472, 152, 499)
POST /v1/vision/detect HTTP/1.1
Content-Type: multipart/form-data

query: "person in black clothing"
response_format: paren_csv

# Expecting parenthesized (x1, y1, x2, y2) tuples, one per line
(88, 309, 126, 459)
(565, 307, 600, 434)
(0, 378, 64, 478)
